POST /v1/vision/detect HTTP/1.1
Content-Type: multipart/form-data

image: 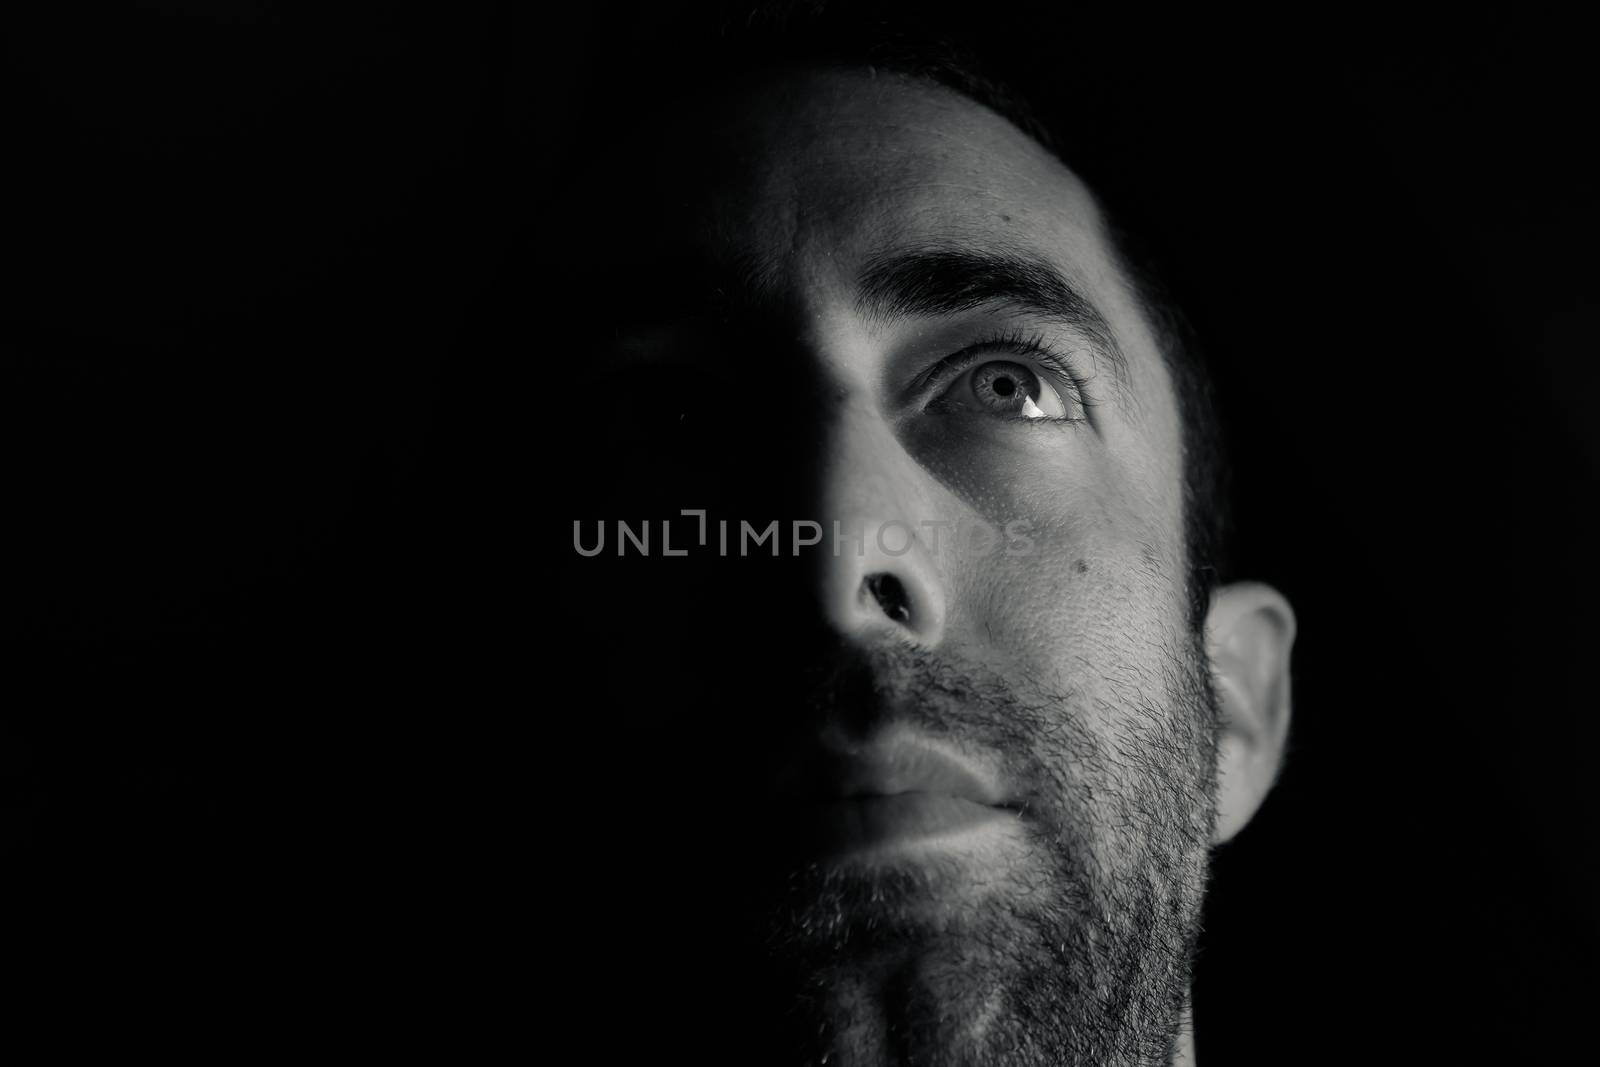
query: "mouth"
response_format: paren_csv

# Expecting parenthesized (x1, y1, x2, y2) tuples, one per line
(805, 791, 1018, 858)
(774, 730, 1021, 859)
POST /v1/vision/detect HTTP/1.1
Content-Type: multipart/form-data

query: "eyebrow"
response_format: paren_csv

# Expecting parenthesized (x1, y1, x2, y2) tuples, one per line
(854, 246, 1130, 392)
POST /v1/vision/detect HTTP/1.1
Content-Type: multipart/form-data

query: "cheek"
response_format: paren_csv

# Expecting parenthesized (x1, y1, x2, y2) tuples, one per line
(937, 455, 1190, 716)
(954, 522, 1177, 665)
(898, 395, 1189, 680)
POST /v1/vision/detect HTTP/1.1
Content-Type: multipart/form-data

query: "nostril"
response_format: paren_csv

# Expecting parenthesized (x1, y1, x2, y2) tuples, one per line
(864, 573, 913, 624)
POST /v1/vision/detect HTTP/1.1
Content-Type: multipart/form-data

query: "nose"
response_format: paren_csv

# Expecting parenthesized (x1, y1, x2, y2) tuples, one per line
(821, 537, 945, 644)
(813, 406, 947, 647)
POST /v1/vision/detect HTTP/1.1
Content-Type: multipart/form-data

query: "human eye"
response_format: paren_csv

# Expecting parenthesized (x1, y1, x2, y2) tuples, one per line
(912, 329, 1091, 424)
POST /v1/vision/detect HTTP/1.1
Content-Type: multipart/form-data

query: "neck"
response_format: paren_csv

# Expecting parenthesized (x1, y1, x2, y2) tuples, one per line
(1173, 1027, 1197, 1067)
(1171, 993, 1198, 1067)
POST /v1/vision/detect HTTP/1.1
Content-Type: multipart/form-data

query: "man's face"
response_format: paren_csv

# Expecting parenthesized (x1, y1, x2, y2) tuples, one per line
(563, 70, 1224, 1066)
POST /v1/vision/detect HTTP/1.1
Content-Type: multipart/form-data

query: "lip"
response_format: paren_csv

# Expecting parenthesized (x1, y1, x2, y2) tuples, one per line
(774, 730, 1018, 857)
(818, 732, 1006, 807)
(804, 791, 1016, 857)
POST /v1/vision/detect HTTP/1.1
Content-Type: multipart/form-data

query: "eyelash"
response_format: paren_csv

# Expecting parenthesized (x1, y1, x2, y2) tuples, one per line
(911, 328, 1093, 425)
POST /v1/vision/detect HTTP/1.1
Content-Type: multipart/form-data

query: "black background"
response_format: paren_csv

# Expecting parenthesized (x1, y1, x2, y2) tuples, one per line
(4, 4, 1595, 1062)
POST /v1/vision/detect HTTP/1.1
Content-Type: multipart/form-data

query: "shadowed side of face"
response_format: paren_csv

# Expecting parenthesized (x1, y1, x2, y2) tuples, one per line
(550, 69, 1221, 1067)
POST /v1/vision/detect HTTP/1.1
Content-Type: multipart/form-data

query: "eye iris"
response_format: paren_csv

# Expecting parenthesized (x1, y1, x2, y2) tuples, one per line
(971, 361, 1038, 411)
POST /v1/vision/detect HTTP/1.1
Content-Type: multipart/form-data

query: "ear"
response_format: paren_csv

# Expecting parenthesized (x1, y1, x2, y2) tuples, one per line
(1205, 581, 1296, 844)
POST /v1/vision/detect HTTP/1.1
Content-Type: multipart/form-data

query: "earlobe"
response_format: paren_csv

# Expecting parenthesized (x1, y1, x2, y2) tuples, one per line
(1206, 581, 1297, 844)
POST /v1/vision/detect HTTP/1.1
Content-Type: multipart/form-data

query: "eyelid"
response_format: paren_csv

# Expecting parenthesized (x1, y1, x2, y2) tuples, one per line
(907, 329, 1092, 418)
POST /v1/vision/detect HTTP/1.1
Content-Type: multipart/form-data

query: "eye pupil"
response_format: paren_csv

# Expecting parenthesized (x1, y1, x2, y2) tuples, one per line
(991, 376, 1016, 397)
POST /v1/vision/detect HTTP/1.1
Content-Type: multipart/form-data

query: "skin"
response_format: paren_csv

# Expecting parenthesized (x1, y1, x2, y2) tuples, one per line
(559, 68, 1295, 1066)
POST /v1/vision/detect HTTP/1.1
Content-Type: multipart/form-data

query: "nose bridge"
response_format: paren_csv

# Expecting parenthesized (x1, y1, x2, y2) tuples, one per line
(823, 402, 917, 517)
(813, 398, 947, 645)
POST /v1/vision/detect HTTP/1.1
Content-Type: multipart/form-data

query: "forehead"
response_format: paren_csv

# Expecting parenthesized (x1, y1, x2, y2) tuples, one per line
(626, 69, 1118, 302)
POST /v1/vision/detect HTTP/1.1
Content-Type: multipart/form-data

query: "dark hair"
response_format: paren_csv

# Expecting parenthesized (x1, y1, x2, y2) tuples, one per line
(566, 2, 1233, 626)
